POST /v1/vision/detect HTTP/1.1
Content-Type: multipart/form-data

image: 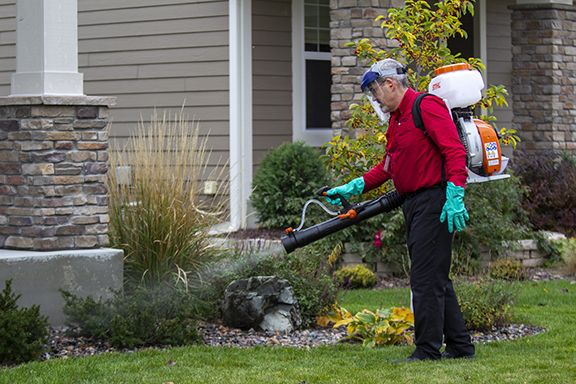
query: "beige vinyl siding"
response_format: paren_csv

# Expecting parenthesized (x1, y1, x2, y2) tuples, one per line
(0, 1, 15, 96)
(77, 0, 230, 176)
(0, 0, 230, 175)
(486, 0, 514, 134)
(252, 0, 292, 168)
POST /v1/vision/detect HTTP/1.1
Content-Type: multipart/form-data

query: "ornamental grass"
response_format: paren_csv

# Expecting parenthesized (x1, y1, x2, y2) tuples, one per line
(107, 109, 226, 289)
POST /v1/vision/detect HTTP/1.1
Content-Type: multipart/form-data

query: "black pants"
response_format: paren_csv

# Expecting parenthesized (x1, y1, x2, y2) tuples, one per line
(402, 185, 475, 359)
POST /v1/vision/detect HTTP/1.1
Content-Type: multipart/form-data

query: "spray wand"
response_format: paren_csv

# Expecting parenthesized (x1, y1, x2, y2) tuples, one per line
(281, 187, 405, 254)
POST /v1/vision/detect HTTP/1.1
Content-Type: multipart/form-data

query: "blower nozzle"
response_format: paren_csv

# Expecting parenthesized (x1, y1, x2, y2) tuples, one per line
(281, 191, 405, 254)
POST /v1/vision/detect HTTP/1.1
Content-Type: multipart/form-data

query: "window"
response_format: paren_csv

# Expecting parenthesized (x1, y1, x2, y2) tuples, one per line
(293, 0, 332, 146)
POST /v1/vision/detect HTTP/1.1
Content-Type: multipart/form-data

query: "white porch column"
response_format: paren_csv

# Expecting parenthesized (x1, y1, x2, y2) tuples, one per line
(228, 0, 253, 230)
(10, 0, 84, 96)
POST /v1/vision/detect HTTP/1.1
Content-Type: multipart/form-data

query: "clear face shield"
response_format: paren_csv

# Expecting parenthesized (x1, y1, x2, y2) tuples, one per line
(361, 72, 390, 124)
(363, 80, 390, 124)
(361, 64, 408, 124)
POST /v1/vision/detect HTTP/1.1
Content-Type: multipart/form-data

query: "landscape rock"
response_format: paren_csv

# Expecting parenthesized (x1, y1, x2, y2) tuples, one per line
(221, 276, 302, 333)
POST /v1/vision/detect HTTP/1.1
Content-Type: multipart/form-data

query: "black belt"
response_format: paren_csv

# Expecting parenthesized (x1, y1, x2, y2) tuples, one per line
(402, 183, 445, 200)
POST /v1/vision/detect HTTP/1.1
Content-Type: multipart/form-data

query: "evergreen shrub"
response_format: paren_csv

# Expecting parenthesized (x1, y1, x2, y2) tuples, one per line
(334, 264, 377, 289)
(0, 280, 49, 365)
(251, 141, 329, 229)
(61, 286, 202, 349)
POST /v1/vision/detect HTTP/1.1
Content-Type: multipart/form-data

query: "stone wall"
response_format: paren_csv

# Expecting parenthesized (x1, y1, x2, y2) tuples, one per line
(330, 0, 400, 130)
(0, 96, 115, 251)
(510, 3, 576, 153)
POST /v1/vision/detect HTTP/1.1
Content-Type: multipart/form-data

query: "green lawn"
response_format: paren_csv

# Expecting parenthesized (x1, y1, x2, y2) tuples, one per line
(1, 280, 575, 384)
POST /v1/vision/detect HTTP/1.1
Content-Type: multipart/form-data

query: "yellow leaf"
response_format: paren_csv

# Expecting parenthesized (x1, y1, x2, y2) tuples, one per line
(333, 317, 355, 328)
(316, 315, 332, 327)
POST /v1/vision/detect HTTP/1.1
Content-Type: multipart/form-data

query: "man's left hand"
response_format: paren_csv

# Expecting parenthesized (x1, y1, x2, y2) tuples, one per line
(440, 182, 469, 233)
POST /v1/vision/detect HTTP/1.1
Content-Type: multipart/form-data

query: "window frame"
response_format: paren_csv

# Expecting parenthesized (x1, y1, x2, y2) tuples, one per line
(292, 0, 332, 146)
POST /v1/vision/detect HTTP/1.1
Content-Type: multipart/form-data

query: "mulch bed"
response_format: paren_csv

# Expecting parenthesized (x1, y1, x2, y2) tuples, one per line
(40, 268, 573, 361)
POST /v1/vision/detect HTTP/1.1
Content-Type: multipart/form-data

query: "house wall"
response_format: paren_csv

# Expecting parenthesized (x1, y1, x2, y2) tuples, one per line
(252, 0, 293, 169)
(486, 0, 514, 139)
(78, 0, 230, 179)
(510, 3, 576, 153)
(0, 1, 16, 94)
(0, 0, 231, 181)
(330, 0, 393, 131)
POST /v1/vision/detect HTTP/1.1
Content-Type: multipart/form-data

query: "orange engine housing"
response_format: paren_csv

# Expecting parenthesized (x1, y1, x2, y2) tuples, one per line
(474, 119, 502, 175)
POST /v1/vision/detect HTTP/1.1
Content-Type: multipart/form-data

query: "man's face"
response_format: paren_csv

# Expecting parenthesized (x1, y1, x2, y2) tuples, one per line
(368, 78, 395, 113)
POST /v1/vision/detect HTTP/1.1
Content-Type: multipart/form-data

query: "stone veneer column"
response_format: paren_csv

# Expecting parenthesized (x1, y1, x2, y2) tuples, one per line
(330, 0, 401, 130)
(510, 3, 576, 153)
(0, 96, 116, 250)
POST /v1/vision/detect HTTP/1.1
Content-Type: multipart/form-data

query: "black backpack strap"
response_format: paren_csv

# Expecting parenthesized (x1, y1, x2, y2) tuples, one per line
(411, 92, 433, 134)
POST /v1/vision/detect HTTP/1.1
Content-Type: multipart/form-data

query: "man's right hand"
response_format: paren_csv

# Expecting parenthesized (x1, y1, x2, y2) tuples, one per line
(325, 177, 365, 206)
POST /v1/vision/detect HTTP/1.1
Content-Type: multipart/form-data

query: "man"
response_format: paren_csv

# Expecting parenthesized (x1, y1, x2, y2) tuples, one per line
(326, 58, 475, 362)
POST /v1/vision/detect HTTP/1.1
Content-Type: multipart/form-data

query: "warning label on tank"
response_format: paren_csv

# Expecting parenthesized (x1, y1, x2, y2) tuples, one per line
(484, 142, 499, 160)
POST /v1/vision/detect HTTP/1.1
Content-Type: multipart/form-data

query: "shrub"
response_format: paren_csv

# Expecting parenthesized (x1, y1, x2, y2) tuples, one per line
(108, 110, 225, 289)
(198, 239, 339, 327)
(556, 238, 576, 276)
(319, 304, 414, 347)
(456, 280, 515, 331)
(513, 152, 576, 237)
(334, 264, 377, 289)
(251, 141, 329, 229)
(61, 286, 202, 349)
(0, 280, 49, 365)
(489, 258, 527, 281)
(452, 173, 532, 275)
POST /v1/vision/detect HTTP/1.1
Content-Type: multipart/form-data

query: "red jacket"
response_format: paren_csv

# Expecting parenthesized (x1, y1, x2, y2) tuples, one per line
(362, 88, 467, 195)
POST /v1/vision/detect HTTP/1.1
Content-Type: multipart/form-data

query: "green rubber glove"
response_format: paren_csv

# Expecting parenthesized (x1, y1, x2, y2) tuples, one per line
(440, 182, 470, 233)
(325, 177, 365, 206)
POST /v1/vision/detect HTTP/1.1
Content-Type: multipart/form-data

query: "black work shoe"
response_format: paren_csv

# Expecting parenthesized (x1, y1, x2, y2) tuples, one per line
(441, 351, 475, 360)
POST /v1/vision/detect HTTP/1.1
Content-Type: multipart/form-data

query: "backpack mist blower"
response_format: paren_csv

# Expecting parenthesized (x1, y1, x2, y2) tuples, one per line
(281, 63, 510, 254)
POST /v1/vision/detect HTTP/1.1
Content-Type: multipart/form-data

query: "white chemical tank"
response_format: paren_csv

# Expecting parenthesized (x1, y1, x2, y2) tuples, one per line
(428, 63, 484, 109)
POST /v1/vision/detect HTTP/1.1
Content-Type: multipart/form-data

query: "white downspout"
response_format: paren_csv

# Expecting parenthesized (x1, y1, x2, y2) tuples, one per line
(214, 0, 252, 233)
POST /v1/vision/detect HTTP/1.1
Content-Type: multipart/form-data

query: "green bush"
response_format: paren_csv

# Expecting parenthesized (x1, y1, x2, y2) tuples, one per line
(0, 280, 49, 365)
(456, 280, 515, 331)
(334, 264, 377, 289)
(61, 286, 202, 349)
(454, 174, 532, 274)
(489, 258, 527, 281)
(251, 141, 329, 229)
(199, 239, 339, 327)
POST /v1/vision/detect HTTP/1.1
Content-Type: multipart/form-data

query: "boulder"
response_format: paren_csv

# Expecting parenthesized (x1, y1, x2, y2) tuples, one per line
(221, 276, 302, 333)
